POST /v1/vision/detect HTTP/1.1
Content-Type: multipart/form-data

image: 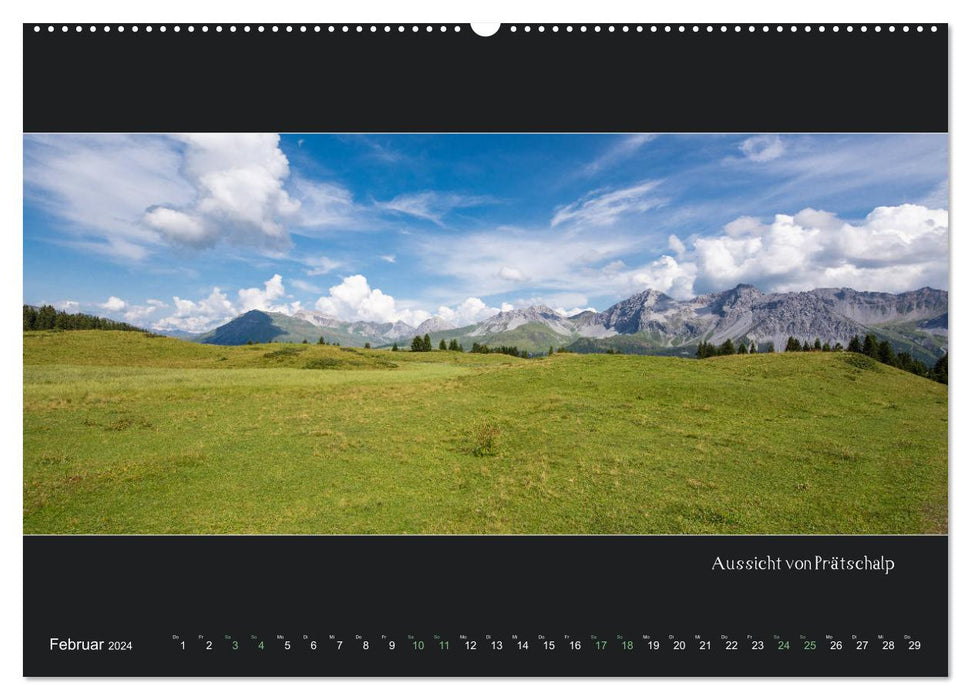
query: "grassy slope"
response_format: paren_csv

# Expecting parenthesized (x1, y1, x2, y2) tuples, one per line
(24, 331, 947, 534)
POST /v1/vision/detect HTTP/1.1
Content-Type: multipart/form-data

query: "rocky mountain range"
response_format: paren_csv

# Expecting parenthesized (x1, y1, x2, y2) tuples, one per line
(190, 285, 948, 363)
(562, 285, 947, 360)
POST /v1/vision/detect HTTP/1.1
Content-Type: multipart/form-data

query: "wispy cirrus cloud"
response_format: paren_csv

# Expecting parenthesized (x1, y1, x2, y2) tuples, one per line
(739, 134, 785, 162)
(291, 279, 323, 295)
(583, 134, 657, 175)
(417, 225, 644, 301)
(24, 134, 193, 261)
(289, 177, 360, 230)
(354, 135, 405, 163)
(375, 191, 496, 226)
(303, 255, 343, 276)
(551, 180, 666, 228)
(721, 134, 948, 212)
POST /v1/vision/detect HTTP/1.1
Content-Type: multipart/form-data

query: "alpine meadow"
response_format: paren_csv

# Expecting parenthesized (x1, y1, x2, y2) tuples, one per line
(23, 330, 946, 534)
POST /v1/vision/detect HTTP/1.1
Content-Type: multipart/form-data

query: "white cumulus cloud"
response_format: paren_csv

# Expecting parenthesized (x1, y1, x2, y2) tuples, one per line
(153, 274, 301, 332)
(630, 256, 697, 299)
(237, 274, 287, 313)
(314, 274, 429, 325)
(680, 203, 948, 295)
(100, 296, 127, 312)
(123, 300, 167, 323)
(155, 288, 237, 333)
(437, 297, 502, 326)
(143, 134, 300, 250)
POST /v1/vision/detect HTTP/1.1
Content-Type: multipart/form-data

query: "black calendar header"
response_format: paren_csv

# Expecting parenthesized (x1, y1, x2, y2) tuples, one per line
(23, 23, 947, 133)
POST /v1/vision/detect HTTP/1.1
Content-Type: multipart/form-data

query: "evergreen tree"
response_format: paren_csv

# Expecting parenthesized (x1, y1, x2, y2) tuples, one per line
(737, 340, 748, 354)
(847, 335, 862, 353)
(36, 304, 57, 330)
(391, 342, 399, 352)
(822, 342, 831, 352)
(549, 346, 554, 356)
(834, 342, 844, 352)
(423, 334, 432, 352)
(813, 337, 822, 351)
(718, 339, 735, 355)
(862, 333, 879, 358)
(930, 353, 947, 385)
(318, 336, 325, 345)
(302, 338, 308, 344)
(364, 342, 372, 349)
(411, 336, 424, 352)
(802, 340, 811, 352)
(877, 340, 894, 365)
(785, 336, 802, 352)
(749, 342, 756, 354)
(23, 306, 38, 330)
(767, 342, 775, 353)
(439, 339, 447, 351)
(895, 352, 915, 374)
(697, 341, 720, 359)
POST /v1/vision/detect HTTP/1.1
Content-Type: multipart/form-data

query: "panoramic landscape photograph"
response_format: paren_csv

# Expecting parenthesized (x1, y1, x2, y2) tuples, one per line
(23, 133, 948, 534)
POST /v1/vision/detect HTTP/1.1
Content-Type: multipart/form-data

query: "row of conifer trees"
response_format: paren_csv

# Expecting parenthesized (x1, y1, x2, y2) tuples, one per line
(23, 304, 142, 332)
(696, 338, 768, 358)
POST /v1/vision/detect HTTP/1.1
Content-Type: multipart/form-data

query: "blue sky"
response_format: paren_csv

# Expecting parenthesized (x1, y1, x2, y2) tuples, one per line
(23, 133, 948, 332)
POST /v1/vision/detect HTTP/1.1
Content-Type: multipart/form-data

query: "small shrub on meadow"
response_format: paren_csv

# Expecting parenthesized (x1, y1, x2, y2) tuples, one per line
(471, 422, 501, 457)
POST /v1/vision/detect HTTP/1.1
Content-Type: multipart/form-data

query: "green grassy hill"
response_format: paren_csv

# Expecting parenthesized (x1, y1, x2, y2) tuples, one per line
(23, 330, 947, 534)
